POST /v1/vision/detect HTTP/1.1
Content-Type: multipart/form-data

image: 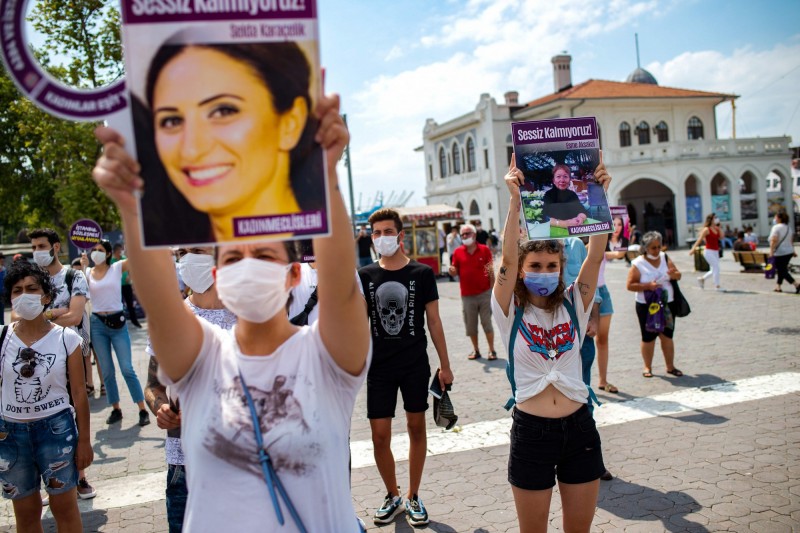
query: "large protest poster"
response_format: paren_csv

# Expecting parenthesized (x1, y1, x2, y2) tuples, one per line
(512, 117, 612, 240)
(119, 0, 329, 247)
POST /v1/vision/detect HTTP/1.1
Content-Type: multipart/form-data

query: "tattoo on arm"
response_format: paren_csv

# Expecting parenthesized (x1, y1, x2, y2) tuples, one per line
(144, 358, 168, 414)
(497, 266, 508, 286)
(577, 282, 591, 296)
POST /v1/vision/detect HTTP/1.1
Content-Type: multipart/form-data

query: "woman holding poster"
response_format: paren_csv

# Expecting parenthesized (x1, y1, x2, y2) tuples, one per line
(492, 154, 611, 532)
(92, 94, 369, 532)
(542, 164, 588, 229)
(137, 40, 323, 245)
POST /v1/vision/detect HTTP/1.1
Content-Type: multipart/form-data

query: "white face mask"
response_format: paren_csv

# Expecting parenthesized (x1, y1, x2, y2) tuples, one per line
(462, 237, 475, 246)
(215, 258, 292, 323)
(178, 253, 215, 294)
(33, 250, 54, 268)
(12, 293, 45, 320)
(646, 253, 660, 260)
(373, 235, 400, 257)
(91, 251, 107, 265)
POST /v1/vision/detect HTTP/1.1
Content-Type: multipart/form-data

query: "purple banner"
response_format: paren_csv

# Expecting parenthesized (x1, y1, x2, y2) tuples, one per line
(0, 0, 128, 120)
(69, 219, 103, 249)
(233, 210, 327, 237)
(121, 0, 316, 24)
(512, 117, 598, 146)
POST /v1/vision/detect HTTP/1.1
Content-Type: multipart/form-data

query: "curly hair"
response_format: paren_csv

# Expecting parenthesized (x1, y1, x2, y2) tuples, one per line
(512, 239, 566, 313)
(4, 261, 57, 309)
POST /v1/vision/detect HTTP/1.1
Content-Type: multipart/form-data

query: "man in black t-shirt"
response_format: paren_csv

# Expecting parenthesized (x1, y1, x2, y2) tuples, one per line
(355, 224, 375, 268)
(358, 208, 453, 527)
(474, 220, 490, 246)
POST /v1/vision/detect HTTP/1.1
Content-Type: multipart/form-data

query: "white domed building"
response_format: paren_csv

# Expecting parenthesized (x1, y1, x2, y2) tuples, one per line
(421, 54, 794, 244)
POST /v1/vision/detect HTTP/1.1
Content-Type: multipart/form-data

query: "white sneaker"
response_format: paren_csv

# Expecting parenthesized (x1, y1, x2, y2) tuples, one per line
(696, 277, 705, 289)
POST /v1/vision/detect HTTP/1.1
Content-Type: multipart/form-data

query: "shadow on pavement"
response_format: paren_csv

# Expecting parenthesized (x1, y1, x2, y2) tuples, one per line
(598, 478, 709, 532)
(40, 509, 108, 532)
(666, 410, 728, 425)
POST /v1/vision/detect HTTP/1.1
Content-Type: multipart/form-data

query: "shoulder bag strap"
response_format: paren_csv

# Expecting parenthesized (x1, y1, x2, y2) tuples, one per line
(503, 305, 524, 411)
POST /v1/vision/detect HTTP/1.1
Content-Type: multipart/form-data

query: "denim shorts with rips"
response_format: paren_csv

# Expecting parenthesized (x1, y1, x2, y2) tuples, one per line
(0, 408, 79, 500)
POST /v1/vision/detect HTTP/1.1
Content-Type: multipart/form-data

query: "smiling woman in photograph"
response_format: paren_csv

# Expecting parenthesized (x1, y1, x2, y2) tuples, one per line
(541, 164, 588, 229)
(138, 40, 323, 245)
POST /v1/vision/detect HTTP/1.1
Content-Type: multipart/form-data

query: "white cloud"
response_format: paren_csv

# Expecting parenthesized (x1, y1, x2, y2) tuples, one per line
(384, 45, 404, 61)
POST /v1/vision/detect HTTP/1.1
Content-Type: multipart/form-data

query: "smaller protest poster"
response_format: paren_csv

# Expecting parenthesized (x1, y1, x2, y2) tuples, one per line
(512, 117, 612, 240)
(118, 0, 329, 248)
(685, 196, 702, 224)
(608, 206, 630, 251)
(69, 219, 103, 249)
(711, 195, 731, 222)
(296, 239, 315, 263)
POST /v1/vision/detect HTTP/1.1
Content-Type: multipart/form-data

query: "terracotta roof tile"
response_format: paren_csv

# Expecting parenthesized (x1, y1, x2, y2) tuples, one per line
(522, 79, 737, 109)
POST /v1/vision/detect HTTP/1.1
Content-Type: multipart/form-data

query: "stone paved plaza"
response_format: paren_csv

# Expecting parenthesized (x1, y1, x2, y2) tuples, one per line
(1, 249, 798, 532)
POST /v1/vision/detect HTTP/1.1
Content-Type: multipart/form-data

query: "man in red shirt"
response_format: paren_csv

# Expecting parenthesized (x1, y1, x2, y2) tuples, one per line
(448, 223, 497, 360)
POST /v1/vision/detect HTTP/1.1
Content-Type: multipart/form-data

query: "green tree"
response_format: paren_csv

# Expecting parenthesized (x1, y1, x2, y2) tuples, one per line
(0, 0, 122, 243)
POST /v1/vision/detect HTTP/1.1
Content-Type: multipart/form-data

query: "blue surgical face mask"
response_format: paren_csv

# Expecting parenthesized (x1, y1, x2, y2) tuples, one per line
(523, 271, 560, 297)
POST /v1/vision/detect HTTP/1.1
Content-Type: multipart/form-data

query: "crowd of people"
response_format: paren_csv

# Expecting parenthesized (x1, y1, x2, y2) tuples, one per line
(0, 92, 797, 532)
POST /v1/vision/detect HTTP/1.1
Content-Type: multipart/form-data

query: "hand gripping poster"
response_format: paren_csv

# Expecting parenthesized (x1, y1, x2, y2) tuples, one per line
(511, 117, 612, 240)
(119, 0, 328, 247)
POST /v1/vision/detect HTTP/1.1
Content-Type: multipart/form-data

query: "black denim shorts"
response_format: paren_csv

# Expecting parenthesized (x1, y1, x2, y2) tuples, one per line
(508, 405, 605, 490)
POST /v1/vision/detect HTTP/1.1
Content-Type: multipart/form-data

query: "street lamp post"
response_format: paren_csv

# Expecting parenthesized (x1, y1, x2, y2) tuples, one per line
(343, 114, 357, 236)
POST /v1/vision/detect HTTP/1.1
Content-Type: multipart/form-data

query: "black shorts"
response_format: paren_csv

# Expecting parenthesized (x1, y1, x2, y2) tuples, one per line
(367, 363, 430, 419)
(635, 301, 677, 343)
(508, 405, 605, 490)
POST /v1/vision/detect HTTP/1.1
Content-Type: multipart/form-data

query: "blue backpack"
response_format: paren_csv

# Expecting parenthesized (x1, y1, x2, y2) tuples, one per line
(504, 290, 600, 410)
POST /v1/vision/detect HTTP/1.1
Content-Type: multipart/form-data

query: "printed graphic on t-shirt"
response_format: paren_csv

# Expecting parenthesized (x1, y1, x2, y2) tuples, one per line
(516, 319, 576, 361)
(373, 281, 409, 336)
(10, 347, 57, 404)
(204, 374, 319, 479)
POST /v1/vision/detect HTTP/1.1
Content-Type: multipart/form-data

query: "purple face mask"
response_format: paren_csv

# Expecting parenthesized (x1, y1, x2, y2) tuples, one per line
(522, 271, 560, 296)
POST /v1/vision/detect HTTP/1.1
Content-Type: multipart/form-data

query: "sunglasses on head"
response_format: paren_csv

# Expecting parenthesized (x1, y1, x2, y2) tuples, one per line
(18, 347, 40, 378)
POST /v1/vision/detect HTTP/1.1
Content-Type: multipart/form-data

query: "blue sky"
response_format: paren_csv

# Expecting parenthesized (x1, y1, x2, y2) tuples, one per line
(316, 0, 800, 213)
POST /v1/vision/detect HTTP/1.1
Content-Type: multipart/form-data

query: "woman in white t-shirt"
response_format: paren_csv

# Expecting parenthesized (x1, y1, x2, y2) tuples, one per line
(768, 211, 799, 293)
(85, 240, 149, 427)
(0, 261, 93, 532)
(492, 154, 610, 533)
(91, 94, 370, 532)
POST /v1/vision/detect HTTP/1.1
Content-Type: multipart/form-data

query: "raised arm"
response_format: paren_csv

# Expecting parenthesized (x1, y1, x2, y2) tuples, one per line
(575, 158, 612, 312)
(314, 95, 370, 376)
(92, 128, 203, 382)
(493, 154, 523, 316)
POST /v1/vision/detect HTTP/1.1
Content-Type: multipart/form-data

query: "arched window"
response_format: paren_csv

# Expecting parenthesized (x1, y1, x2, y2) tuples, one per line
(452, 143, 462, 174)
(636, 121, 650, 145)
(619, 122, 631, 147)
(439, 147, 447, 178)
(655, 121, 669, 143)
(469, 200, 480, 216)
(456, 201, 464, 211)
(687, 116, 704, 140)
(466, 138, 476, 172)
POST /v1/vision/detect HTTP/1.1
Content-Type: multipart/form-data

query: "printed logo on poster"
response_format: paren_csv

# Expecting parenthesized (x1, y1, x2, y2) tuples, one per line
(0, 0, 127, 121)
(511, 117, 612, 240)
(119, 0, 329, 247)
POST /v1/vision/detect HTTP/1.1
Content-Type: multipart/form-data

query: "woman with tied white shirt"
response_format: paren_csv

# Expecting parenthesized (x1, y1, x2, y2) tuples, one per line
(626, 231, 683, 379)
(91, 94, 370, 532)
(85, 240, 149, 427)
(493, 154, 611, 533)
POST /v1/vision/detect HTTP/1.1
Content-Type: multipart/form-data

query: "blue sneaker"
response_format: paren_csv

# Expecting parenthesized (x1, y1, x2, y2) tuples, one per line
(405, 494, 429, 527)
(373, 492, 403, 524)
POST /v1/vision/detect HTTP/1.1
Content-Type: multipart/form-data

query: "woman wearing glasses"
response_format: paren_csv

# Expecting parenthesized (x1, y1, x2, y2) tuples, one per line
(0, 261, 93, 532)
(92, 94, 370, 531)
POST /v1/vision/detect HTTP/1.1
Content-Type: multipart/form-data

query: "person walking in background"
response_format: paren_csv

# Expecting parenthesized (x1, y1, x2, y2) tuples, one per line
(474, 220, 490, 245)
(85, 240, 150, 427)
(356, 224, 375, 268)
(628, 231, 684, 379)
(768, 211, 799, 293)
(689, 214, 723, 291)
(112, 243, 142, 328)
(360, 208, 453, 527)
(449, 223, 497, 361)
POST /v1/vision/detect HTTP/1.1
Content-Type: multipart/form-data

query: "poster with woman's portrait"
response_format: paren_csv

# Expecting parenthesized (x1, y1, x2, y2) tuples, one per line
(607, 206, 630, 251)
(512, 117, 612, 240)
(118, 1, 328, 247)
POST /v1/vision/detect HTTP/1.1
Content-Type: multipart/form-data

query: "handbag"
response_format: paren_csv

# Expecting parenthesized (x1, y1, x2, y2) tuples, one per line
(663, 254, 690, 318)
(94, 311, 126, 329)
(644, 288, 665, 333)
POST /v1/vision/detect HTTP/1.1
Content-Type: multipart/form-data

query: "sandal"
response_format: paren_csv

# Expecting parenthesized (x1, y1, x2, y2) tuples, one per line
(487, 351, 498, 361)
(467, 351, 482, 360)
(598, 383, 619, 393)
(642, 370, 653, 378)
(666, 368, 684, 377)
(773, 288, 783, 293)
(86, 385, 95, 396)
(100, 385, 106, 396)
